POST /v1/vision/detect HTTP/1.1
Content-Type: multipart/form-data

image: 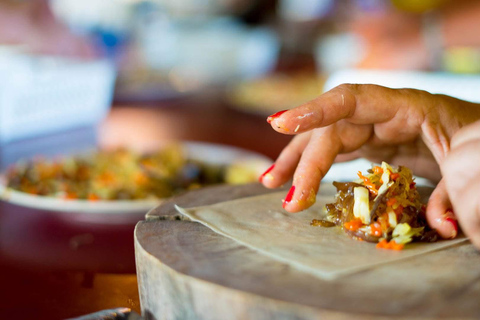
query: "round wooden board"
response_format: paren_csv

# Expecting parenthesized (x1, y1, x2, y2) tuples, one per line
(135, 183, 480, 320)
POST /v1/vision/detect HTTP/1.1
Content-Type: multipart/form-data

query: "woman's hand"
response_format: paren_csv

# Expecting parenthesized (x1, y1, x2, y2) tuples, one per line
(260, 84, 480, 239)
(441, 120, 480, 248)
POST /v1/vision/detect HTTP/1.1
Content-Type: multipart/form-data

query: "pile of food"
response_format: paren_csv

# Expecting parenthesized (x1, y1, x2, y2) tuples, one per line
(312, 162, 438, 250)
(4, 145, 246, 201)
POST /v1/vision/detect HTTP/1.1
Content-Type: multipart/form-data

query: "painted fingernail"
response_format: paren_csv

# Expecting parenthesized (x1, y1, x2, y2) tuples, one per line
(445, 217, 458, 239)
(282, 185, 295, 208)
(259, 164, 275, 183)
(267, 110, 288, 124)
(445, 209, 456, 220)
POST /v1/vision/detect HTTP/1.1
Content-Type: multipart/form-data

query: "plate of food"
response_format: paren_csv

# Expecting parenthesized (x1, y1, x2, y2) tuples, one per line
(0, 142, 272, 219)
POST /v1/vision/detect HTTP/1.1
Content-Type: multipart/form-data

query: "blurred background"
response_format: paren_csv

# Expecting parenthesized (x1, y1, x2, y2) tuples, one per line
(2, 0, 480, 156)
(2, 0, 480, 318)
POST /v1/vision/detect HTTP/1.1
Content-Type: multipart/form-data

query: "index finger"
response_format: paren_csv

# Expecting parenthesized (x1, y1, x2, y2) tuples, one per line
(268, 84, 429, 134)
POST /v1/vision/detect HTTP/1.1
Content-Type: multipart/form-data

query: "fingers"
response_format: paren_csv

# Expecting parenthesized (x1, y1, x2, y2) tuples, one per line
(450, 119, 480, 149)
(282, 127, 341, 213)
(267, 84, 426, 136)
(447, 177, 480, 249)
(441, 130, 480, 248)
(446, 175, 480, 249)
(426, 179, 458, 239)
(259, 133, 311, 189)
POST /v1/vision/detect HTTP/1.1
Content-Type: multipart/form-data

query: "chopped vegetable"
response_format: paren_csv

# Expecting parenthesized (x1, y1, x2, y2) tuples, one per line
(4, 145, 257, 201)
(387, 207, 398, 228)
(353, 186, 371, 224)
(357, 171, 378, 195)
(344, 218, 364, 231)
(319, 162, 439, 250)
(370, 222, 383, 237)
(392, 223, 424, 244)
(376, 239, 404, 250)
(376, 162, 393, 198)
(386, 198, 397, 206)
(390, 173, 400, 181)
(372, 166, 383, 175)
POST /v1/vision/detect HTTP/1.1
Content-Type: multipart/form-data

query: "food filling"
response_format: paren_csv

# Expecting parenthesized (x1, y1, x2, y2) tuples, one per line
(4, 145, 251, 201)
(313, 162, 438, 250)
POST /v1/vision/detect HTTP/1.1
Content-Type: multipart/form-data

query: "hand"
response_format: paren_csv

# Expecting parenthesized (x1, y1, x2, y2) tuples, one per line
(260, 84, 480, 239)
(441, 120, 480, 248)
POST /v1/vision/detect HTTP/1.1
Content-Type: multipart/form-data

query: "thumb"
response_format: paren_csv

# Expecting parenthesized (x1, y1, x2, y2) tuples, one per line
(426, 179, 458, 239)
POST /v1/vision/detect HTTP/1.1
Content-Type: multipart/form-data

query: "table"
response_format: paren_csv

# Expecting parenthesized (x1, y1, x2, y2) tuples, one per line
(0, 89, 291, 319)
(135, 184, 480, 320)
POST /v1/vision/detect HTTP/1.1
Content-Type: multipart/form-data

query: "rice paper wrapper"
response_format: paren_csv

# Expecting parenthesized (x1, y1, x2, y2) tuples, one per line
(175, 183, 467, 280)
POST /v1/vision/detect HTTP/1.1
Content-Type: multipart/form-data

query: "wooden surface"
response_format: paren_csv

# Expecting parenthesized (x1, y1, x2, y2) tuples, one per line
(135, 183, 480, 320)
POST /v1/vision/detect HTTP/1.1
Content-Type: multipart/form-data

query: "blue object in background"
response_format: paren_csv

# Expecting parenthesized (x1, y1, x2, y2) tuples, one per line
(91, 28, 130, 62)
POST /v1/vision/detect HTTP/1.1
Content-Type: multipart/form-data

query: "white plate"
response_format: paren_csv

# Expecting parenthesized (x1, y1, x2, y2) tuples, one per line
(0, 142, 272, 218)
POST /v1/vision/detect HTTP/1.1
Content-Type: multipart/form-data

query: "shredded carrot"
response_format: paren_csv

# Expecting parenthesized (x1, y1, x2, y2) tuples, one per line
(389, 241, 405, 250)
(344, 218, 364, 231)
(373, 166, 383, 175)
(65, 191, 78, 200)
(370, 222, 383, 237)
(376, 239, 389, 249)
(390, 173, 400, 181)
(376, 239, 404, 250)
(386, 198, 397, 207)
(88, 193, 100, 201)
(134, 172, 149, 185)
(357, 171, 378, 195)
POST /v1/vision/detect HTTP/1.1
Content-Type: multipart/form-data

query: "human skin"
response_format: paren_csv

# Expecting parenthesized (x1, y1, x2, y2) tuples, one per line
(261, 84, 480, 243)
(441, 120, 480, 248)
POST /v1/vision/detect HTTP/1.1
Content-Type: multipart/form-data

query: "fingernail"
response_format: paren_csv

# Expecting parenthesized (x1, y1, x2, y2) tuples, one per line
(259, 164, 275, 183)
(282, 185, 295, 208)
(445, 217, 458, 239)
(445, 209, 456, 220)
(296, 188, 317, 208)
(267, 110, 288, 124)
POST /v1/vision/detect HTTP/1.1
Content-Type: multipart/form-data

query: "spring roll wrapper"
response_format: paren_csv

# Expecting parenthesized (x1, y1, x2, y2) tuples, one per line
(175, 184, 467, 280)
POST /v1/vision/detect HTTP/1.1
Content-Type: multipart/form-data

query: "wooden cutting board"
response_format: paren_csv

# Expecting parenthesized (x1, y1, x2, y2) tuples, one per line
(135, 183, 480, 320)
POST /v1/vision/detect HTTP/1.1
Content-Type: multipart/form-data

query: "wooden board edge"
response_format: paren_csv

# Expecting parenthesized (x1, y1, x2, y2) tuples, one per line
(134, 221, 421, 320)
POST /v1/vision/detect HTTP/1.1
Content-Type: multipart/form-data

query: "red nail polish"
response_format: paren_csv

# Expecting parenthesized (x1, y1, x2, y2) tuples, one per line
(282, 185, 295, 208)
(259, 164, 275, 183)
(267, 110, 288, 124)
(445, 217, 458, 239)
(445, 209, 456, 220)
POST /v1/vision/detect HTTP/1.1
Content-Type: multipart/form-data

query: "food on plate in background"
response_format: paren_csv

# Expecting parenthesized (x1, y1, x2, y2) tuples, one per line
(312, 162, 439, 250)
(4, 144, 259, 201)
(227, 72, 325, 115)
